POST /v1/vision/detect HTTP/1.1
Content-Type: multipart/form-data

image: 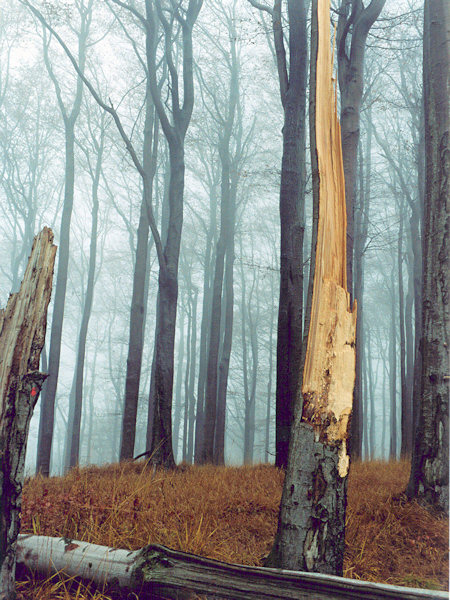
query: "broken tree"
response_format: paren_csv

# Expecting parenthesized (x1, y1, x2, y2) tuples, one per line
(265, 0, 357, 574)
(15, 534, 447, 600)
(0, 228, 56, 600)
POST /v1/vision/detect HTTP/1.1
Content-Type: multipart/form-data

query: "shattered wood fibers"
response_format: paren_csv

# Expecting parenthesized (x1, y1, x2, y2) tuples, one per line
(15, 461, 449, 599)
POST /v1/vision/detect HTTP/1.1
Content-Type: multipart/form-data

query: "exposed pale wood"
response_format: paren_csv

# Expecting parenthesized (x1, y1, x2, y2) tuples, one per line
(16, 535, 447, 600)
(302, 0, 357, 476)
(265, 0, 357, 575)
(0, 228, 56, 600)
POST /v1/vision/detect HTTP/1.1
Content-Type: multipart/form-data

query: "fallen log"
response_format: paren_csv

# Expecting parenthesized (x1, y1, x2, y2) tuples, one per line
(0, 228, 56, 600)
(16, 534, 447, 600)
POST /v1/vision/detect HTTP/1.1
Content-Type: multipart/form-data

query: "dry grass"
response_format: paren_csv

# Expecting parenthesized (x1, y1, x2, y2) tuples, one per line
(16, 459, 448, 599)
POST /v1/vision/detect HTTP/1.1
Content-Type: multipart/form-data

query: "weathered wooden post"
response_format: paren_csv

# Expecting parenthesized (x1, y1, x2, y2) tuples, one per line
(0, 228, 56, 600)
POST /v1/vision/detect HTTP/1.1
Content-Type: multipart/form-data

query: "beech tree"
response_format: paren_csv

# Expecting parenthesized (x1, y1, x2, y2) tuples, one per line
(336, 0, 385, 458)
(65, 107, 106, 470)
(407, 0, 449, 513)
(265, 0, 356, 571)
(34, 0, 93, 477)
(248, 0, 308, 470)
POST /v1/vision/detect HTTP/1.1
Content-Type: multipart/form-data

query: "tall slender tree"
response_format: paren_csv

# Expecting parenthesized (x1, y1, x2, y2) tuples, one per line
(407, 0, 449, 513)
(65, 108, 106, 470)
(336, 0, 385, 458)
(35, 0, 93, 476)
(201, 7, 240, 463)
(248, 0, 308, 469)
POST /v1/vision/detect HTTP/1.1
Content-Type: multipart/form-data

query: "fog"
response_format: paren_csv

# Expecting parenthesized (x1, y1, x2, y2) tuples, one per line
(0, 0, 423, 475)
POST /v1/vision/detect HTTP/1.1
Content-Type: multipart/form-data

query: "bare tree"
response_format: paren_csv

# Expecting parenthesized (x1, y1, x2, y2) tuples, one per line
(336, 0, 386, 458)
(65, 107, 106, 470)
(407, 0, 449, 513)
(248, 0, 308, 470)
(34, 0, 93, 477)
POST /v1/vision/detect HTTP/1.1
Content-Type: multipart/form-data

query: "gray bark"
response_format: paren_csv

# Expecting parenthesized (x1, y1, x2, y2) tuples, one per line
(407, 0, 449, 512)
(172, 309, 185, 461)
(0, 229, 56, 600)
(67, 114, 105, 469)
(16, 534, 446, 600)
(336, 0, 385, 460)
(36, 6, 91, 476)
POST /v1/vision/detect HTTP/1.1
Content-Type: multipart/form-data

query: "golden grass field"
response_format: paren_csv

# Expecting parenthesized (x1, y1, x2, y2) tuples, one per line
(16, 459, 448, 599)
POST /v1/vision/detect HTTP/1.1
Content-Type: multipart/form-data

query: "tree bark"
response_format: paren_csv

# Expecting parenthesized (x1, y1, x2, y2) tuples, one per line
(187, 288, 197, 464)
(352, 127, 370, 459)
(265, 0, 356, 572)
(337, 0, 385, 299)
(407, 0, 449, 512)
(274, 0, 308, 469)
(194, 182, 217, 464)
(16, 534, 445, 600)
(265, 275, 276, 462)
(398, 200, 409, 459)
(172, 308, 185, 461)
(336, 0, 385, 462)
(67, 117, 105, 470)
(202, 28, 239, 463)
(0, 228, 56, 600)
(182, 297, 192, 462)
(36, 7, 91, 477)
(120, 93, 158, 460)
(389, 270, 397, 460)
(145, 0, 202, 469)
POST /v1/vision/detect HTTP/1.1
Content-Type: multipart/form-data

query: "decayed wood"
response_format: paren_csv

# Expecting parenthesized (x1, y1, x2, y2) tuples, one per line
(15, 534, 447, 600)
(0, 228, 56, 600)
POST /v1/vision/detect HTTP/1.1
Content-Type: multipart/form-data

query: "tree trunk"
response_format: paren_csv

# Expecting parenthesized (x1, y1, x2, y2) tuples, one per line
(182, 299, 192, 462)
(398, 201, 409, 458)
(389, 271, 397, 460)
(265, 275, 276, 463)
(187, 288, 198, 464)
(172, 308, 185, 462)
(202, 230, 226, 463)
(336, 0, 385, 464)
(16, 534, 445, 600)
(265, 0, 356, 572)
(148, 144, 185, 469)
(407, 0, 449, 512)
(120, 96, 157, 461)
(337, 0, 385, 299)
(274, 0, 308, 469)
(68, 124, 104, 469)
(36, 123, 76, 477)
(193, 189, 216, 464)
(0, 229, 56, 599)
(36, 11, 90, 476)
(214, 162, 237, 465)
(404, 231, 414, 457)
(367, 329, 376, 459)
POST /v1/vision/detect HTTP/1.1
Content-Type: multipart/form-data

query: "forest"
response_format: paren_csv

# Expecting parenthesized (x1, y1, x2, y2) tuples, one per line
(0, 0, 448, 598)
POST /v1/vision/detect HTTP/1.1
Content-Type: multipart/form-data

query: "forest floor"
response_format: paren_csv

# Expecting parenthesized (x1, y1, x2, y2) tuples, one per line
(16, 459, 448, 599)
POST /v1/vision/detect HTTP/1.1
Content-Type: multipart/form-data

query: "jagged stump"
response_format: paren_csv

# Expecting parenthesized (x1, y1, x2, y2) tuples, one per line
(0, 228, 56, 600)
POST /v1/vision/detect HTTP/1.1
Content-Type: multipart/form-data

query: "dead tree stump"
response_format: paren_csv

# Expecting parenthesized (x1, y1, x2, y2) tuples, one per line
(0, 228, 56, 600)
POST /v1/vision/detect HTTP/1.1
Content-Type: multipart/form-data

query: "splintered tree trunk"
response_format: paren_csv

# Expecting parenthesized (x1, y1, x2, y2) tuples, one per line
(0, 228, 56, 600)
(265, 0, 356, 574)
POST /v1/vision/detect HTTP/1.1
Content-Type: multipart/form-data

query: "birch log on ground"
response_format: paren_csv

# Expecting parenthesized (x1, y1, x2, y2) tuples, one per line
(0, 228, 56, 600)
(15, 535, 447, 600)
(265, 0, 357, 574)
